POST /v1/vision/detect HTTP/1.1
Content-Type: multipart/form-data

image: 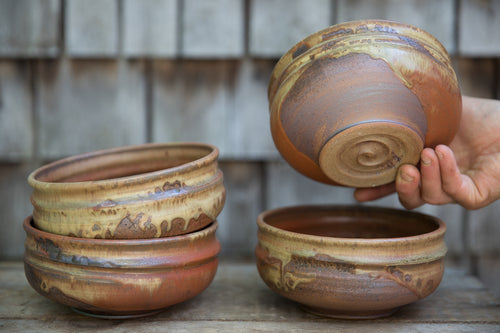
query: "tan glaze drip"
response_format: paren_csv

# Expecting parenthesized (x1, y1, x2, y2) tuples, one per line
(160, 213, 212, 237)
(24, 217, 220, 318)
(255, 205, 447, 319)
(257, 242, 442, 299)
(256, 245, 316, 292)
(28, 143, 225, 239)
(269, 20, 461, 187)
(111, 213, 157, 239)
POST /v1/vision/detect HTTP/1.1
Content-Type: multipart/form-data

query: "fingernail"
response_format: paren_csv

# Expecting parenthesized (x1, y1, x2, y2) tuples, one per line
(421, 155, 431, 166)
(436, 150, 444, 160)
(400, 171, 414, 183)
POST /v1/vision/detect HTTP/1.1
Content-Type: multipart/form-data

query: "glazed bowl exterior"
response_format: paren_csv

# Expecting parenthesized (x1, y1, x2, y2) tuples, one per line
(28, 142, 225, 239)
(255, 205, 447, 319)
(268, 20, 461, 187)
(24, 216, 220, 318)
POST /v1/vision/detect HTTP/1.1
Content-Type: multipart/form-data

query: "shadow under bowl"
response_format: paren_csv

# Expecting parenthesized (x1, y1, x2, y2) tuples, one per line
(28, 142, 226, 239)
(24, 216, 220, 318)
(255, 205, 447, 319)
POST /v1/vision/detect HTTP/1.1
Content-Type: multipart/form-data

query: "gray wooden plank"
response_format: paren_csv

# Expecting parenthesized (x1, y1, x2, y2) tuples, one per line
(0, 0, 60, 57)
(469, 201, 500, 255)
(151, 60, 228, 153)
(122, 0, 178, 57)
(459, 0, 500, 56)
(453, 58, 496, 98)
(65, 0, 118, 57)
(265, 159, 357, 209)
(181, 0, 245, 58)
(476, 255, 500, 299)
(37, 59, 146, 159)
(225, 59, 280, 159)
(217, 162, 263, 259)
(0, 61, 33, 161)
(0, 164, 33, 260)
(336, 0, 456, 54)
(152, 59, 278, 159)
(2, 320, 499, 333)
(249, 0, 332, 58)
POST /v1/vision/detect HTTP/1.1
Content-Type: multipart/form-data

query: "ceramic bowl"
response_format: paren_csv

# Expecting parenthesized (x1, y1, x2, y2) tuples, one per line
(268, 20, 461, 187)
(28, 142, 225, 239)
(255, 205, 447, 319)
(24, 216, 220, 318)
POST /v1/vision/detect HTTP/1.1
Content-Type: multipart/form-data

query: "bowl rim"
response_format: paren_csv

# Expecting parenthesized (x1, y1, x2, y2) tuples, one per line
(27, 142, 219, 190)
(23, 215, 218, 246)
(268, 19, 449, 101)
(257, 204, 446, 245)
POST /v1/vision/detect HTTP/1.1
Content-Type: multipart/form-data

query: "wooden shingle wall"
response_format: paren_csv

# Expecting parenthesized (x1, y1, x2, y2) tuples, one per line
(1, 0, 499, 296)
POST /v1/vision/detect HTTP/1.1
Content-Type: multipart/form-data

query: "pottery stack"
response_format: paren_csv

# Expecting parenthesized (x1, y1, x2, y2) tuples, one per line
(24, 142, 225, 318)
(256, 20, 458, 319)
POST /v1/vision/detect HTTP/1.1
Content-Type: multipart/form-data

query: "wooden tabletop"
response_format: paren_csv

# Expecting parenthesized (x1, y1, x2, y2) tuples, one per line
(1, 260, 499, 332)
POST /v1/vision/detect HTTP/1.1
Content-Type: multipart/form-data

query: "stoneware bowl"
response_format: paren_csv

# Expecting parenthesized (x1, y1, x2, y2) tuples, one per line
(268, 20, 461, 187)
(28, 142, 225, 239)
(255, 205, 447, 319)
(24, 216, 220, 318)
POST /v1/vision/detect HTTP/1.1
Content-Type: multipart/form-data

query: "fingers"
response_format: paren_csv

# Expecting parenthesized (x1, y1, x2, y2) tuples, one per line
(436, 145, 483, 209)
(355, 145, 466, 209)
(419, 148, 451, 204)
(396, 146, 460, 209)
(395, 164, 424, 209)
(354, 183, 396, 202)
(435, 145, 466, 197)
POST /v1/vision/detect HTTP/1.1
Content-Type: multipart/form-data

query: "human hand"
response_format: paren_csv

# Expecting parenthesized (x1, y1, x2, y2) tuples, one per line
(354, 96, 500, 210)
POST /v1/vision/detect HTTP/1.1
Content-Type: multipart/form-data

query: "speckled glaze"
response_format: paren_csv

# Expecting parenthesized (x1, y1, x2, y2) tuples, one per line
(28, 142, 225, 239)
(269, 20, 461, 187)
(24, 216, 220, 318)
(256, 205, 447, 319)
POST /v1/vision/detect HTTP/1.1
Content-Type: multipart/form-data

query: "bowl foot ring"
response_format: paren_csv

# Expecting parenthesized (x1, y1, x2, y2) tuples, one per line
(301, 305, 400, 320)
(71, 307, 165, 319)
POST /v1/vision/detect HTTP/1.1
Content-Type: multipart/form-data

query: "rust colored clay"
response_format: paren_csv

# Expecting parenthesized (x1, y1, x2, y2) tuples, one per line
(255, 205, 447, 319)
(24, 216, 220, 318)
(268, 20, 461, 187)
(28, 142, 225, 239)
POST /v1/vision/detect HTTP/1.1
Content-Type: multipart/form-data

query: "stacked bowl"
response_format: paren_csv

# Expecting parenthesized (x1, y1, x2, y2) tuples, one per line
(24, 142, 225, 318)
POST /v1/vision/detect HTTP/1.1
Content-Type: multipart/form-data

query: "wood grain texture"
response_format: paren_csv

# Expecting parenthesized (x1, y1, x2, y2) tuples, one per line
(0, 165, 33, 260)
(65, 0, 118, 57)
(122, 0, 178, 57)
(181, 0, 245, 58)
(249, 0, 332, 57)
(0, 0, 60, 57)
(459, 0, 500, 56)
(336, 0, 456, 54)
(37, 60, 147, 159)
(217, 162, 263, 259)
(226, 59, 279, 159)
(0, 61, 33, 161)
(151, 60, 228, 153)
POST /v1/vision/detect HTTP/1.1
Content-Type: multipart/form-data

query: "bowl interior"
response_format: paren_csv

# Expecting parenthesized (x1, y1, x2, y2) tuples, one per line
(33, 144, 214, 183)
(263, 206, 440, 239)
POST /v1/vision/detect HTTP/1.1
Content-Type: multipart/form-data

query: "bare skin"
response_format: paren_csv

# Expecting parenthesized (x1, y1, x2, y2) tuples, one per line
(354, 96, 500, 210)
